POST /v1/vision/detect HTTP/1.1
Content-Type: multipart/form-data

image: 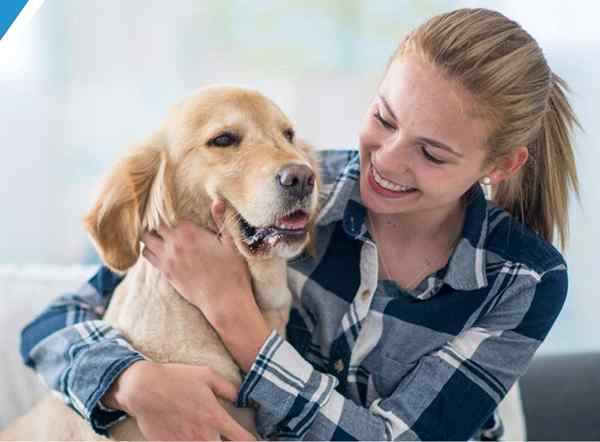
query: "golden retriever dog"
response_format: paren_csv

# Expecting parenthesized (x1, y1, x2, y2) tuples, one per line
(1, 85, 320, 441)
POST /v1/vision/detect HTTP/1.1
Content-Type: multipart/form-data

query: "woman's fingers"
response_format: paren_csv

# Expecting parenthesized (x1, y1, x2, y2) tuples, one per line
(156, 221, 173, 239)
(210, 199, 239, 250)
(141, 231, 164, 254)
(214, 406, 256, 441)
(204, 369, 255, 441)
(206, 370, 239, 403)
(200, 369, 255, 441)
(141, 231, 164, 268)
(142, 244, 159, 268)
(210, 199, 227, 236)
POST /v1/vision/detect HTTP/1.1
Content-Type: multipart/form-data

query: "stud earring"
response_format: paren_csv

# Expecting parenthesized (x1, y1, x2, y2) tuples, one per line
(482, 176, 492, 185)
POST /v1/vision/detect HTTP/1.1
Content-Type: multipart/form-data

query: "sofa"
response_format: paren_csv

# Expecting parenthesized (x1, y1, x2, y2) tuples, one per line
(0, 264, 98, 428)
(520, 351, 600, 440)
(0, 265, 597, 440)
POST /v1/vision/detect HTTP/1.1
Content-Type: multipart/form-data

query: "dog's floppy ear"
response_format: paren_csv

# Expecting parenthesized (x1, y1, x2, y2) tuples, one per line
(84, 136, 177, 273)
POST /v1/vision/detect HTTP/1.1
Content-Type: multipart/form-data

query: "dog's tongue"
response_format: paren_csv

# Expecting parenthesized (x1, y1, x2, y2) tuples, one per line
(243, 211, 310, 246)
(276, 211, 309, 230)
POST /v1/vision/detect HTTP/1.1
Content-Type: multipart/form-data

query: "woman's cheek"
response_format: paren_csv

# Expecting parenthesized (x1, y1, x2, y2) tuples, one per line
(415, 165, 448, 193)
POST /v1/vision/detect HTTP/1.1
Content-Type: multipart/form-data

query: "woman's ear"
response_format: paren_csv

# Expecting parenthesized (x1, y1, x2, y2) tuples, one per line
(484, 146, 529, 185)
(84, 135, 177, 273)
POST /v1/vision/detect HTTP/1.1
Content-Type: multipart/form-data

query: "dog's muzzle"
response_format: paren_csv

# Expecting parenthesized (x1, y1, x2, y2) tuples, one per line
(276, 164, 315, 202)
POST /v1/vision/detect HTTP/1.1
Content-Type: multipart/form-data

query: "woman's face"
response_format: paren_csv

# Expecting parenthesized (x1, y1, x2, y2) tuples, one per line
(359, 54, 493, 216)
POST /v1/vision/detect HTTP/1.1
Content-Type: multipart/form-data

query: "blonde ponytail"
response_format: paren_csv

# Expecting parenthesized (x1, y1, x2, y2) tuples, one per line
(494, 75, 579, 249)
(393, 8, 580, 249)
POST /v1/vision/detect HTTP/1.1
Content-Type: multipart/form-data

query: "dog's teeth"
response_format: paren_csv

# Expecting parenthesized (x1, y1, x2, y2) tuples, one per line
(266, 234, 283, 246)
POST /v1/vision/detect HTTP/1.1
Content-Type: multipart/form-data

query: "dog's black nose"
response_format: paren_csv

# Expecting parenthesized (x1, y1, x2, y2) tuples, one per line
(276, 164, 315, 199)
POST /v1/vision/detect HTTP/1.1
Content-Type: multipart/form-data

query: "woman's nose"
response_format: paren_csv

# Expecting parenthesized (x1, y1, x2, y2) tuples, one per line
(374, 140, 412, 170)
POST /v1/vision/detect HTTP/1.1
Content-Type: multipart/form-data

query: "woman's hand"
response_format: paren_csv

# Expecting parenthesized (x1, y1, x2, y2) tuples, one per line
(141, 200, 253, 327)
(140, 199, 272, 371)
(104, 361, 255, 441)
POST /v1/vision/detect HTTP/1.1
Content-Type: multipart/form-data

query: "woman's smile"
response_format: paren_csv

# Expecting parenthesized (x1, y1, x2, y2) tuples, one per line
(368, 161, 420, 199)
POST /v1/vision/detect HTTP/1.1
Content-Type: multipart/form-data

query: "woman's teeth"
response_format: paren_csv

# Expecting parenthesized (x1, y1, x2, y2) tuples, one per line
(372, 165, 416, 192)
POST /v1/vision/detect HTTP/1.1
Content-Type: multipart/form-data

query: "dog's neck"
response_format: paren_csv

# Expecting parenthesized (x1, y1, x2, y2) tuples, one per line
(106, 256, 292, 361)
(246, 257, 291, 311)
(122, 254, 291, 314)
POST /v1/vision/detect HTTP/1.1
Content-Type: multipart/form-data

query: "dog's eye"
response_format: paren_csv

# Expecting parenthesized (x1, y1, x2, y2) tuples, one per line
(283, 128, 295, 143)
(208, 132, 240, 148)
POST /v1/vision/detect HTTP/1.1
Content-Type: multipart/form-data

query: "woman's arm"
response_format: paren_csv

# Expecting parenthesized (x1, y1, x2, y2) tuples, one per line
(233, 267, 567, 440)
(20, 266, 146, 434)
(20, 265, 254, 440)
(20, 266, 123, 365)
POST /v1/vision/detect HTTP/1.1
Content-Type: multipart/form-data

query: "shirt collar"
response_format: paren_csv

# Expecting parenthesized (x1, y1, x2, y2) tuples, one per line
(319, 152, 490, 295)
(439, 184, 489, 292)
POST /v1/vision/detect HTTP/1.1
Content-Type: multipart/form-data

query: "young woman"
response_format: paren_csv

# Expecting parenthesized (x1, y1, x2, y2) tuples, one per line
(21, 8, 578, 441)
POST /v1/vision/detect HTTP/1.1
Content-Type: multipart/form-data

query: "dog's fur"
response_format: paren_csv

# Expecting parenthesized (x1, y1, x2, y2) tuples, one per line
(1, 85, 320, 441)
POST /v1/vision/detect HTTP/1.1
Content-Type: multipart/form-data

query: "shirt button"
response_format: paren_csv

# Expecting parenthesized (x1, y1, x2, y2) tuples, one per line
(360, 289, 370, 301)
(334, 359, 344, 373)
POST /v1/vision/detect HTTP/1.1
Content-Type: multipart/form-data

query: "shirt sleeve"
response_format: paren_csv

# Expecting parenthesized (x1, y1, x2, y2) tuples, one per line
(20, 266, 146, 435)
(236, 266, 567, 441)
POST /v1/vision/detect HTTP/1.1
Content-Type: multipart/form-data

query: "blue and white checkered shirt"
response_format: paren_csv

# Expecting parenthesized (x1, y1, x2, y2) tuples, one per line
(21, 149, 567, 440)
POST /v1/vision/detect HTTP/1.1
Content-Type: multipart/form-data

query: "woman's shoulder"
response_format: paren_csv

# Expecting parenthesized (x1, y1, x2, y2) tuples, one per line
(482, 204, 568, 341)
(484, 203, 567, 275)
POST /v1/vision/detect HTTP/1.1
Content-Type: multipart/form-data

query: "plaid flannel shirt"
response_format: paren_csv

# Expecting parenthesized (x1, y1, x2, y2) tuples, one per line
(21, 149, 567, 440)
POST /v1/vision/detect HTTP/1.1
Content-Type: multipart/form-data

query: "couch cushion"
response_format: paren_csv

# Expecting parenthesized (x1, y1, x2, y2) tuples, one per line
(0, 265, 96, 428)
(521, 352, 600, 441)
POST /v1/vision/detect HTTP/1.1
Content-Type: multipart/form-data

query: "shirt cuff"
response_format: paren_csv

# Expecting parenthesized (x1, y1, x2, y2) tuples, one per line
(236, 331, 338, 439)
(66, 340, 146, 435)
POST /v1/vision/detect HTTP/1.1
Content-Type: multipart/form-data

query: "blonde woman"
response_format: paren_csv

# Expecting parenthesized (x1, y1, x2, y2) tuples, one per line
(21, 8, 578, 440)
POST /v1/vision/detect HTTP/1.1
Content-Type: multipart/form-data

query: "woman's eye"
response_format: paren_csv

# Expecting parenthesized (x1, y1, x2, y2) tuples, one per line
(374, 111, 395, 130)
(283, 128, 295, 142)
(208, 132, 239, 148)
(420, 145, 445, 165)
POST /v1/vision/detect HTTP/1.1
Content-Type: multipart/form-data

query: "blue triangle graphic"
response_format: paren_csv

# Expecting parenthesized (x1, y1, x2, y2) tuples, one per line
(1, 0, 29, 39)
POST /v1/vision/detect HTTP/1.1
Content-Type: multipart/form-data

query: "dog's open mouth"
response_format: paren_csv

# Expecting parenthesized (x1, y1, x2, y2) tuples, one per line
(238, 209, 309, 251)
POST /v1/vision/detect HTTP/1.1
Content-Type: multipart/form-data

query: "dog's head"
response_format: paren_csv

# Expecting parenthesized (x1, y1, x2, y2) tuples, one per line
(84, 85, 320, 273)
